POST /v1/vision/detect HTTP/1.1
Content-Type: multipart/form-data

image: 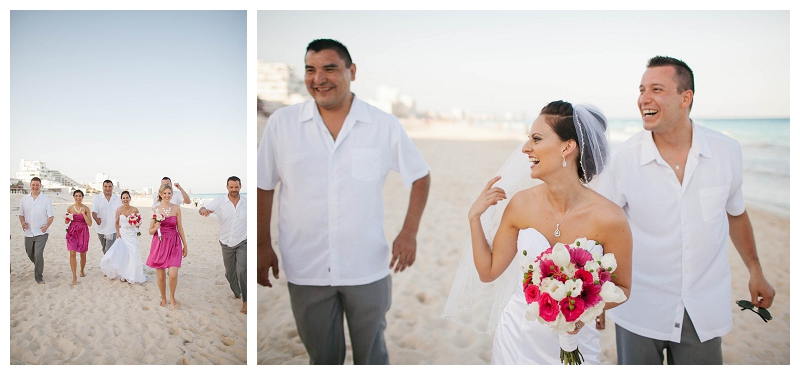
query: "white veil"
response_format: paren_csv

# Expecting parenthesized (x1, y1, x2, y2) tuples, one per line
(441, 103, 609, 334)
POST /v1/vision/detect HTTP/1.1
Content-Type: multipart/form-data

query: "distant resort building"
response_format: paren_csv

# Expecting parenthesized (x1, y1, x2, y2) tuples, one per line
(12, 159, 83, 194)
(11, 159, 124, 195)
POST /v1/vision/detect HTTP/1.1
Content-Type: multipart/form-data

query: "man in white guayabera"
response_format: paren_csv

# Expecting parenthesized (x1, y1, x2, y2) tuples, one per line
(594, 56, 775, 365)
(257, 39, 431, 365)
(18, 177, 54, 284)
(199, 176, 247, 315)
(91, 180, 121, 254)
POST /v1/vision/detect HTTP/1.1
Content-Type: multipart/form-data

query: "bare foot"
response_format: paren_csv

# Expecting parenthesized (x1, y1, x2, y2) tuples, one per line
(37, 280, 45, 284)
(240, 301, 247, 314)
(71, 278, 77, 286)
(80, 271, 85, 277)
(171, 300, 181, 310)
(232, 295, 241, 299)
(160, 300, 168, 307)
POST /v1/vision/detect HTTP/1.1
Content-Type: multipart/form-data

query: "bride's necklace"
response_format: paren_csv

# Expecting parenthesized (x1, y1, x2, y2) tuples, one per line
(544, 188, 582, 237)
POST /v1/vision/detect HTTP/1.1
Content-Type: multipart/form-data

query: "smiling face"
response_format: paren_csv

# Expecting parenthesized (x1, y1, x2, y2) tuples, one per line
(638, 65, 693, 133)
(304, 49, 356, 112)
(30, 180, 41, 194)
(226, 180, 241, 199)
(102, 182, 113, 196)
(522, 115, 571, 179)
(159, 186, 173, 203)
(121, 193, 131, 205)
(73, 191, 84, 204)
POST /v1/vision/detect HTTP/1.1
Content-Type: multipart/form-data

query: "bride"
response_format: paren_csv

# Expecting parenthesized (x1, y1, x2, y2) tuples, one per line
(445, 100, 632, 364)
(99, 191, 147, 284)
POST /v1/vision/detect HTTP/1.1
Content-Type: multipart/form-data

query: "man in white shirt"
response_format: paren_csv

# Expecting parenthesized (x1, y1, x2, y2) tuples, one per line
(91, 180, 122, 254)
(199, 176, 247, 315)
(152, 177, 191, 208)
(257, 39, 431, 365)
(18, 177, 54, 284)
(594, 56, 775, 364)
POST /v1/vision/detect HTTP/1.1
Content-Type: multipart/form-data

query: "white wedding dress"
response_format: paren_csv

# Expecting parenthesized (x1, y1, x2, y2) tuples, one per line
(99, 214, 147, 284)
(491, 228, 600, 365)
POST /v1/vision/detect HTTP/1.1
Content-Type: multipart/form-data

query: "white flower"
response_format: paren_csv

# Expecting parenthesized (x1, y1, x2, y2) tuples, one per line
(564, 278, 583, 297)
(583, 260, 600, 276)
(578, 301, 605, 323)
(571, 237, 589, 249)
(521, 256, 536, 273)
(600, 281, 627, 303)
(599, 253, 618, 272)
(551, 243, 571, 268)
(524, 301, 540, 321)
(543, 279, 567, 301)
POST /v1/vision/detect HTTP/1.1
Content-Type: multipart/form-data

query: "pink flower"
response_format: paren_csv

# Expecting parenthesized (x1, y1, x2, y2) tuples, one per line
(539, 259, 567, 282)
(598, 269, 612, 284)
(568, 246, 594, 268)
(537, 293, 560, 322)
(524, 283, 540, 304)
(580, 281, 602, 308)
(559, 296, 586, 322)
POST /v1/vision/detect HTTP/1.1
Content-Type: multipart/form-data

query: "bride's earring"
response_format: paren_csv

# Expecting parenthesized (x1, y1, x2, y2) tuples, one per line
(562, 155, 567, 168)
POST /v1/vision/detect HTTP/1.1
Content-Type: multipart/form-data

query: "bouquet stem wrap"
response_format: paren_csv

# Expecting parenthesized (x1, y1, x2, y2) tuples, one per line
(558, 332, 583, 365)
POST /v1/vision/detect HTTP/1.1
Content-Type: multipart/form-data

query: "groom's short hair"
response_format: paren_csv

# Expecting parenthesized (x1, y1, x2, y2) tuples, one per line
(103, 179, 113, 186)
(161, 177, 171, 182)
(646, 56, 694, 109)
(227, 176, 241, 185)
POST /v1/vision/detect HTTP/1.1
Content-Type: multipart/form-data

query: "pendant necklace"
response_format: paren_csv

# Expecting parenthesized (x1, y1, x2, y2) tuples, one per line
(545, 188, 581, 237)
(661, 153, 684, 171)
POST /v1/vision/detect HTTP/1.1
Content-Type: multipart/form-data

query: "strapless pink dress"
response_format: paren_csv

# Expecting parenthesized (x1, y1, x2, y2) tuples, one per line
(146, 216, 182, 269)
(66, 214, 89, 253)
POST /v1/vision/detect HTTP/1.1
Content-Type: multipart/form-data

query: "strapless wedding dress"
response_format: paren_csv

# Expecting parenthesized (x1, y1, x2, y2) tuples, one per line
(491, 228, 601, 365)
(99, 214, 147, 284)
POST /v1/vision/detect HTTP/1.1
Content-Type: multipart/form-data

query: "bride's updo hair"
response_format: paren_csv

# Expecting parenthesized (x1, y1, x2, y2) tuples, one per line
(121, 191, 131, 199)
(540, 100, 607, 183)
(157, 184, 173, 202)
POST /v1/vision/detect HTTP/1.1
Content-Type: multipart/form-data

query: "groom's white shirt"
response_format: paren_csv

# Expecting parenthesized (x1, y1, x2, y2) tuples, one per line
(91, 193, 122, 236)
(593, 122, 745, 343)
(204, 194, 247, 247)
(258, 96, 429, 287)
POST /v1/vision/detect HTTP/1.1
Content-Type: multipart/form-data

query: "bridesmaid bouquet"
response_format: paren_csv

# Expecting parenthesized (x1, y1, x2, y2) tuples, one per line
(64, 213, 72, 232)
(152, 212, 166, 240)
(128, 213, 142, 236)
(520, 238, 627, 365)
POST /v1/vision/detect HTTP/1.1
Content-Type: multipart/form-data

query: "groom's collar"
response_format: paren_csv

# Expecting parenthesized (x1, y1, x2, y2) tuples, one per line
(640, 120, 712, 166)
(298, 94, 373, 125)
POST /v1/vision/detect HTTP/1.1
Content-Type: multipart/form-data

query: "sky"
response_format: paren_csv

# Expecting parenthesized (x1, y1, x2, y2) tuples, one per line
(10, 10, 246, 193)
(258, 10, 789, 120)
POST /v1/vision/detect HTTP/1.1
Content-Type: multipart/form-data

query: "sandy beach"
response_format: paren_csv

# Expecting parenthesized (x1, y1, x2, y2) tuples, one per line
(10, 194, 246, 365)
(257, 121, 790, 365)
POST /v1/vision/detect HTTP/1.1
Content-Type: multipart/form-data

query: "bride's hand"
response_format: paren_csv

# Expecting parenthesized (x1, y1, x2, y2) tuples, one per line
(468, 176, 507, 221)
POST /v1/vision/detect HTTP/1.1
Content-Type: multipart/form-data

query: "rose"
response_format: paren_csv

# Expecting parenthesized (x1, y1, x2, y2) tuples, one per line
(559, 296, 586, 322)
(537, 293, 560, 322)
(524, 282, 540, 304)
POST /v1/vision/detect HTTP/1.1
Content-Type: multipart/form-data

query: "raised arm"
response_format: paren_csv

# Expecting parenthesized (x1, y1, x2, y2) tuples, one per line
(174, 183, 190, 204)
(257, 188, 279, 287)
(728, 210, 775, 308)
(390, 173, 431, 273)
(468, 176, 523, 283)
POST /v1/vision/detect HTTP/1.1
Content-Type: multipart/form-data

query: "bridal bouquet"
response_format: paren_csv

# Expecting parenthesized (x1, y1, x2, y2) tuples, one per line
(521, 238, 627, 365)
(128, 213, 142, 236)
(64, 213, 72, 232)
(152, 212, 166, 240)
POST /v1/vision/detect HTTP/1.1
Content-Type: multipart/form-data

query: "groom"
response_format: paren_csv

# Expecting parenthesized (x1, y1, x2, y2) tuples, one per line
(91, 180, 121, 254)
(594, 56, 775, 364)
(257, 39, 431, 365)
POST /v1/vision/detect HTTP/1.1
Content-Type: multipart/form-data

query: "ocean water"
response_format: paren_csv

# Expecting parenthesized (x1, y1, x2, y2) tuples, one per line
(607, 118, 789, 215)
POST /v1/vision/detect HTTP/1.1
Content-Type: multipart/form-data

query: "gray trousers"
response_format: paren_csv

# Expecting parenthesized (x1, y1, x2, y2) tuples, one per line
(288, 275, 392, 365)
(24, 234, 48, 283)
(616, 309, 723, 365)
(97, 233, 116, 254)
(220, 240, 247, 302)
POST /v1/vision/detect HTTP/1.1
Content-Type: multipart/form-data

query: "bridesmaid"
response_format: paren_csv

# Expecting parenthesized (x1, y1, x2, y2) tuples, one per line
(146, 184, 188, 308)
(66, 189, 91, 285)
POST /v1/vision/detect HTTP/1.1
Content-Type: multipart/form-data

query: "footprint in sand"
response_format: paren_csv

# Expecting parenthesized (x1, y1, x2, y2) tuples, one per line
(220, 335, 235, 346)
